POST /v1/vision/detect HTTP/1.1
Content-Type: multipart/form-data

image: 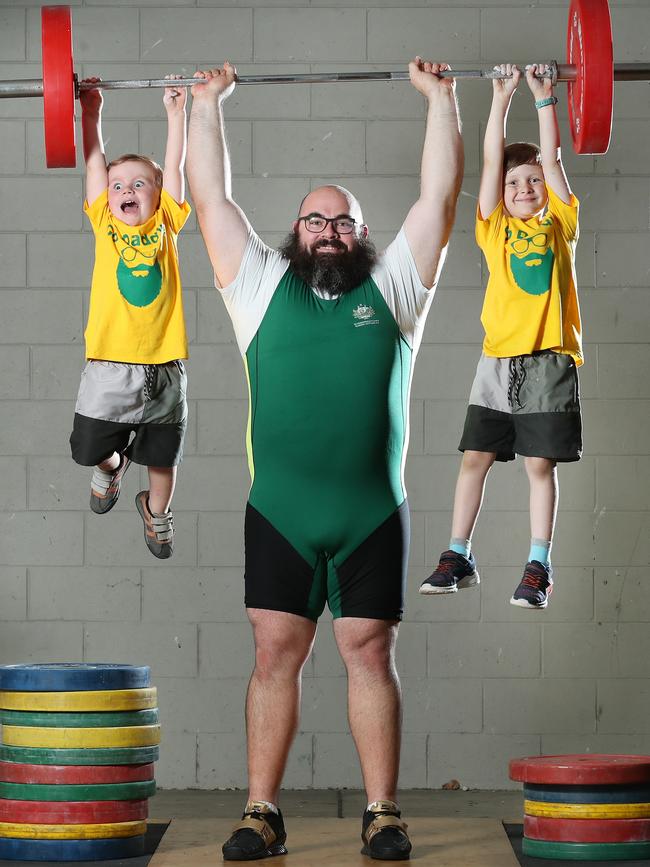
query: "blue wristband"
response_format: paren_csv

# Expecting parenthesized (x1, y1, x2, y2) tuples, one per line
(535, 96, 558, 109)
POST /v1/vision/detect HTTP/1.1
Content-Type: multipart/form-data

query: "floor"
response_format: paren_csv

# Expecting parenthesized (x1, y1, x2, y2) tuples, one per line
(148, 789, 524, 865)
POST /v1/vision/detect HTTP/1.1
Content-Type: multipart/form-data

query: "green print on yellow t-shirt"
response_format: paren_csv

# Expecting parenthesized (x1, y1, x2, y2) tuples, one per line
(509, 228, 554, 296)
(110, 225, 164, 308)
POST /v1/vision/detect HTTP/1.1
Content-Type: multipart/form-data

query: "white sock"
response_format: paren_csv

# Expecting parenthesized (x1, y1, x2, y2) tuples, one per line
(247, 799, 279, 815)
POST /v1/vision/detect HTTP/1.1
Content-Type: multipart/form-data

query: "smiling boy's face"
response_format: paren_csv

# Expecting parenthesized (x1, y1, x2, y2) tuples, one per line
(107, 160, 160, 226)
(503, 162, 548, 220)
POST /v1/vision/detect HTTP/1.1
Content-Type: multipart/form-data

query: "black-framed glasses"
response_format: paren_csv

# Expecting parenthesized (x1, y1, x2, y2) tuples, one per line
(298, 213, 357, 234)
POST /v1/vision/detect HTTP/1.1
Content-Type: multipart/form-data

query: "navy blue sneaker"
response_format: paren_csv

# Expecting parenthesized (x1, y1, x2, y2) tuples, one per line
(419, 550, 480, 595)
(510, 561, 553, 609)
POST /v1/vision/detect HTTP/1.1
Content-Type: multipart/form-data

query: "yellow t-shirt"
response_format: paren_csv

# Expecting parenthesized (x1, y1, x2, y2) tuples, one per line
(475, 186, 583, 365)
(83, 189, 191, 364)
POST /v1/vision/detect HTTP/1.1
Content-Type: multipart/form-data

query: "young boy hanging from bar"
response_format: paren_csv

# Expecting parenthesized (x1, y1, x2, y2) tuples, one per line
(69, 76, 191, 560)
(420, 62, 583, 609)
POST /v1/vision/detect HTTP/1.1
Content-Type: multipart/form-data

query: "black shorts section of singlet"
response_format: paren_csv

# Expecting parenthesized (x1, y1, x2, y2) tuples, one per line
(244, 500, 410, 622)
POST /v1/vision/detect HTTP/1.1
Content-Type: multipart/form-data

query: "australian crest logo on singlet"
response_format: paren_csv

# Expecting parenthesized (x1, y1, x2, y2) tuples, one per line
(353, 304, 379, 327)
(108, 223, 165, 307)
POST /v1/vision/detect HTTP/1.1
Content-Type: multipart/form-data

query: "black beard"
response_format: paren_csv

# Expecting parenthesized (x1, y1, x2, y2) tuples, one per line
(278, 232, 378, 297)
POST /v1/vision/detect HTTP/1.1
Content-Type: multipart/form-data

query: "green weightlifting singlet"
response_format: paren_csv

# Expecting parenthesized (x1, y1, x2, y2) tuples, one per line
(245, 268, 411, 566)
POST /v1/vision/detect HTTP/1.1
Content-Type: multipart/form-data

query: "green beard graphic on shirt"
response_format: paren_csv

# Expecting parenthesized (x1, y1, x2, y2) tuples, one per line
(116, 258, 162, 307)
(510, 248, 553, 296)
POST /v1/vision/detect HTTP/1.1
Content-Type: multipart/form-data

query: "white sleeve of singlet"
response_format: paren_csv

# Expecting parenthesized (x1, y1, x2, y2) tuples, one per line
(217, 231, 290, 356)
(371, 227, 434, 353)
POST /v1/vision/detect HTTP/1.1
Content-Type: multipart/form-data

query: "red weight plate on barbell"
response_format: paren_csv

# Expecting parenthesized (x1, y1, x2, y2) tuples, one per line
(567, 0, 613, 154)
(0, 762, 154, 785)
(525, 815, 650, 844)
(41, 5, 77, 168)
(510, 755, 650, 786)
(0, 798, 148, 825)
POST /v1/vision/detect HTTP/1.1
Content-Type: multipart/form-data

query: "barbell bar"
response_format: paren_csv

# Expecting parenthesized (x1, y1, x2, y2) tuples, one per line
(2, 0, 649, 167)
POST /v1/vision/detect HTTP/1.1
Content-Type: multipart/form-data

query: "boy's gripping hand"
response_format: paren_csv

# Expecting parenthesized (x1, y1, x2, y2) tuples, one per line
(525, 63, 553, 101)
(191, 62, 237, 104)
(80, 76, 103, 115)
(492, 63, 521, 103)
(163, 73, 187, 114)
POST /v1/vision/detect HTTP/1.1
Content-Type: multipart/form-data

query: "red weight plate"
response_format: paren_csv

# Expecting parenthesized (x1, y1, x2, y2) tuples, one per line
(525, 815, 650, 844)
(41, 6, 77, 168)
(0, 798, 148, 825)
(510, 755, 650, 786)
(566, 0, 613, 154)
(0, 762, 154, 785)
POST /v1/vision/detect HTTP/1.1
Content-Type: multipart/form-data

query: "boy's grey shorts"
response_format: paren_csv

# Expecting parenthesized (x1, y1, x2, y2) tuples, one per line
(70, 360, 187, 468)
(459, 350, 582, 463)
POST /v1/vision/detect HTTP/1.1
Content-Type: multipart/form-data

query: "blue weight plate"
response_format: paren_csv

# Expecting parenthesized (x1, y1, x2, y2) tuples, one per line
(0, 833, 145, 861)
(0, 665, 150, 692)
(524, 783, 650, 804)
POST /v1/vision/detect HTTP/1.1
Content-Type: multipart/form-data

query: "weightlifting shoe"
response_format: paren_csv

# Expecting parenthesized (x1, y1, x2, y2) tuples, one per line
(222, 801, 287, 861)
(90, 454, 131, 514)
(419, 550, 479, 594)
(510, 560, 553, 609)
(135, 491, 174, 559)
(361, 800, 411, 861)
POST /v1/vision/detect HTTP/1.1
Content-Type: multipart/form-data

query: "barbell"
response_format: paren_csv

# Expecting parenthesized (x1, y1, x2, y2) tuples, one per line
(1, 0, 649, 167)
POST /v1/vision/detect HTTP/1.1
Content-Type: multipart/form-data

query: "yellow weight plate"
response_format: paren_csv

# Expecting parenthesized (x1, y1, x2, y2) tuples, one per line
(0, 688, 157, 712)
(525, 799, 650, 819)
(2, 725, 161, 749)
(0, 820, 146, 840)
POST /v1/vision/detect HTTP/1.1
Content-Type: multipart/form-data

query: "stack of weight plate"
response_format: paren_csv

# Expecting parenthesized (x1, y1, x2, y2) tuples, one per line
(0, 664, 159, 862)
(510, 754, 650, 862)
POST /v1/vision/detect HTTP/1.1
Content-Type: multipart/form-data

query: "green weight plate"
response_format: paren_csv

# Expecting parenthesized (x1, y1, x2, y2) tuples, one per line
(523, 836, 650, 860)
(0, 708, 159, 728)
(0, 744, 159, 766)
(0, 779, 156, 802)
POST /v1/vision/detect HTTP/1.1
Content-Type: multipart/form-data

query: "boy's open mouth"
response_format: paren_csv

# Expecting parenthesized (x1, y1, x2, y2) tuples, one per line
(121, 200, 138, 214)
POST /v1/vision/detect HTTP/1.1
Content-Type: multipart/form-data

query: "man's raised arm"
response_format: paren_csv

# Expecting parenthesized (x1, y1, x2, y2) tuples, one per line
(187, 63, 250, 287)
(402, 58, 464, 289)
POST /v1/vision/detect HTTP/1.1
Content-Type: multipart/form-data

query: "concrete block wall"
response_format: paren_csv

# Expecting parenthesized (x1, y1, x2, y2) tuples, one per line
(0, 0, 648, 791)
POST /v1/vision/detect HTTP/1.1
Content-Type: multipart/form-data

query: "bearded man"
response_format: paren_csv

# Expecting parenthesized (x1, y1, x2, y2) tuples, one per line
(187, 58, 463, 862)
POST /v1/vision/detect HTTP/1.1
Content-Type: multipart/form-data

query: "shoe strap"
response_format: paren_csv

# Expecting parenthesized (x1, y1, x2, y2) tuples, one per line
(150, 511, 173, 542)
(91, 466, 116, 495)
(232, 814, 277, 846)
(364, 814, 408, 845)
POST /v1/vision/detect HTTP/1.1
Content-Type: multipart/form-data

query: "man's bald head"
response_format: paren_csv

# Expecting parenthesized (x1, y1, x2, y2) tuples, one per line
(297, 185, 364, 227)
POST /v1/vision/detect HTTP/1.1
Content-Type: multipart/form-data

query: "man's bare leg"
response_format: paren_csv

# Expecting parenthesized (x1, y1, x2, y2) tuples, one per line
(333, 616, 411, 859)
(333, 617, 401, 802)
(246, 608, 317, 804)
